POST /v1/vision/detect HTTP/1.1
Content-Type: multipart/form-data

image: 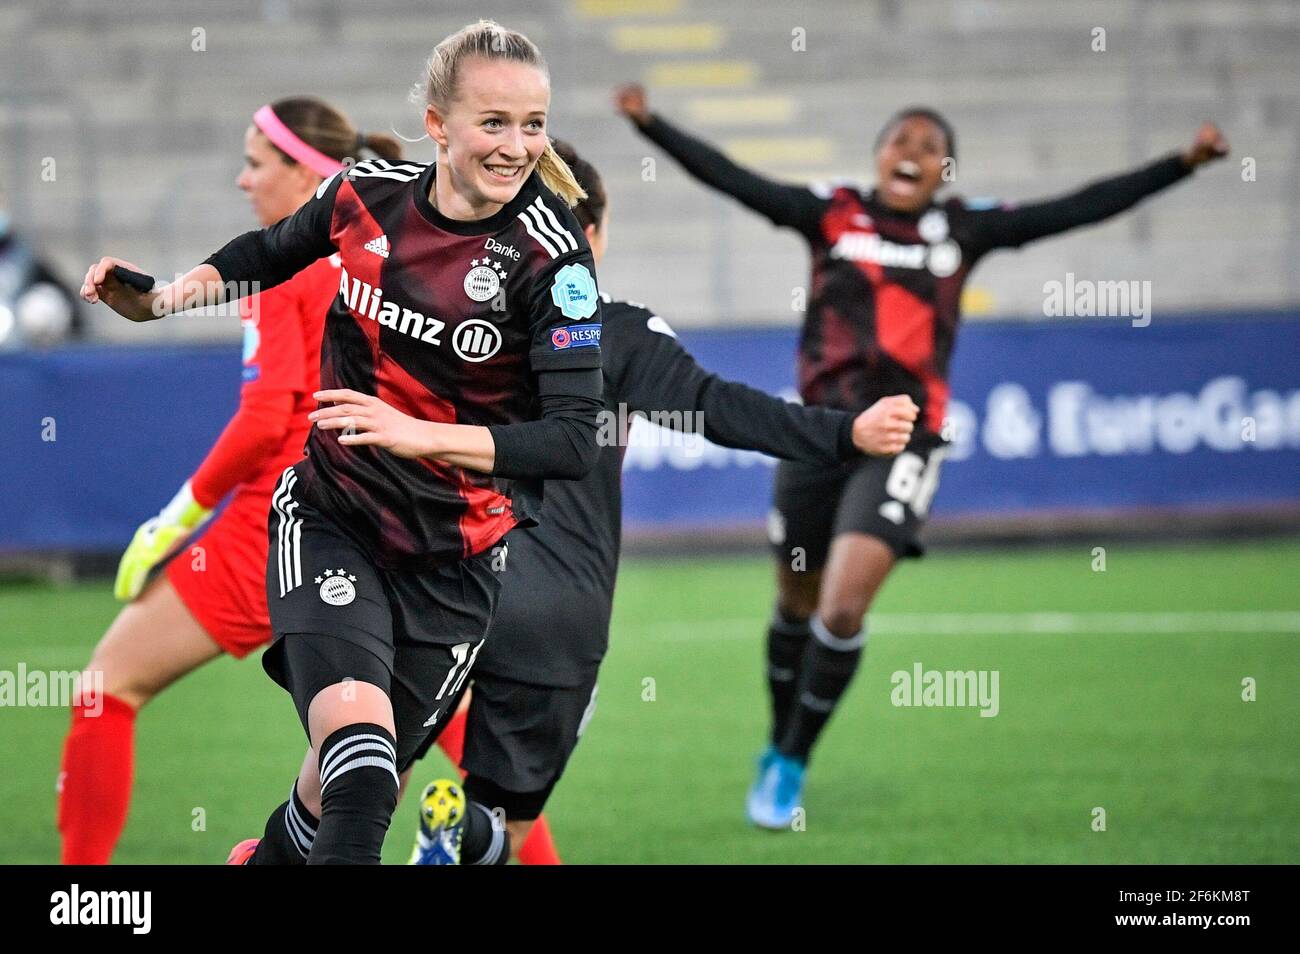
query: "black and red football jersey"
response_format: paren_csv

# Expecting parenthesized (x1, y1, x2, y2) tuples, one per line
(205, 159, 603, 569)
(637, 115, 1192, 435)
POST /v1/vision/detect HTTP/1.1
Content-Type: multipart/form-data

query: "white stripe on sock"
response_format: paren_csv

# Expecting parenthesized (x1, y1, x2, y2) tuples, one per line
(284, 792, 314, 857)
(470, 804, 505, 865)
(810, 615, 866, 652)
(799, 691, 837, 713)
(320, 755, 400, 793)
(319, 734, 396, 784)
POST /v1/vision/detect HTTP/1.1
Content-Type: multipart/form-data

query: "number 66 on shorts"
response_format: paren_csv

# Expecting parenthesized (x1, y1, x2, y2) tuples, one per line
(769, 437, 948, 567)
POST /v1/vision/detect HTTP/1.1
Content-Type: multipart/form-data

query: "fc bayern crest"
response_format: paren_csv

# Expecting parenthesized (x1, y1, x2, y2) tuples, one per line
(464, 258, 507, 302)
(317, 568, 357, 606)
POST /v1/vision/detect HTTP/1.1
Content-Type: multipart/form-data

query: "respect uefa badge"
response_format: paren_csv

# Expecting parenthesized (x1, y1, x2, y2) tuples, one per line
(551, 323, 602, 351)
(550, 262, 597, 319)
(464, 258, 507, 303)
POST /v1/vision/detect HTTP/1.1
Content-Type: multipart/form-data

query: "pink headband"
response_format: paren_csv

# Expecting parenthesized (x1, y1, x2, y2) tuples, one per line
(253, 104, 346, 178)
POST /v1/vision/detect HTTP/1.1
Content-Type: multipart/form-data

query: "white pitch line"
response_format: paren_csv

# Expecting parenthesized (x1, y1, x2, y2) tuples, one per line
(649, 611, 1300, 640)
(0, 647, 101, 664)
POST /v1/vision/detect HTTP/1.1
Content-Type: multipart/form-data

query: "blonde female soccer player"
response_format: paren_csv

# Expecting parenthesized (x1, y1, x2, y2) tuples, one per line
(84, 20, 604, 865)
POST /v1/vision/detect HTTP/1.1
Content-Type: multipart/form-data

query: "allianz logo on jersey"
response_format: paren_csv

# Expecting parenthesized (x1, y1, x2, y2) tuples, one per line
(830, 231, 962, 278)
(338, 266, 502, 361)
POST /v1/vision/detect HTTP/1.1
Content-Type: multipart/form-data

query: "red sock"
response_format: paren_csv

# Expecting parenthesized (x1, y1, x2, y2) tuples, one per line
(519, 814, 562, 865)
(57, 693, 136, 865)
(436, 707, 467, 769)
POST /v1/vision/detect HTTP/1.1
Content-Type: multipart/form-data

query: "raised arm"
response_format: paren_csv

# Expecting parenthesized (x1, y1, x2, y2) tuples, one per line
(965, 122, 1229, 255)
(615, 84, 827, 237)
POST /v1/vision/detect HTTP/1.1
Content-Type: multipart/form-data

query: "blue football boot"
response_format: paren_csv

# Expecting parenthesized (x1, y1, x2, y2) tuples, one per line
(746, 746, 806, 829)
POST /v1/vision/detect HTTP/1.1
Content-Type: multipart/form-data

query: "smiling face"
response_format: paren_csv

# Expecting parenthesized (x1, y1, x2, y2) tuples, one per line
(236, 126, 321, 226)
(874, 114, 950, 214)
(424, 57, 550, 221)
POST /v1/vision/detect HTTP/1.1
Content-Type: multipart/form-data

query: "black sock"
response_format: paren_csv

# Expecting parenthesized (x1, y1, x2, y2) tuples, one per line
(249, 781, 319, 865)
(766, 607, 811, 747)
(308, 723, 399, 865)
(461, 801, 509, 865)
(778, 615, 865, 763)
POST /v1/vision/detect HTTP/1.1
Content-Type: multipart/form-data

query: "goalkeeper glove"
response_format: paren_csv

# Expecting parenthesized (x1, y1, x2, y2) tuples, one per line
(114, 480, 213, 601)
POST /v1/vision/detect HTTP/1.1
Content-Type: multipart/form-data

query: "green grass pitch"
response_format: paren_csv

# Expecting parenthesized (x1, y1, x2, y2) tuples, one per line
(1, 539, 1296, 863)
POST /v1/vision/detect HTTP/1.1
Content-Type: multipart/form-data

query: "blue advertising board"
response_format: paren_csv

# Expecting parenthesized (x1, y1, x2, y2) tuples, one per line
(620, 312, 1300, 528)
(2, 314, 1297, 551)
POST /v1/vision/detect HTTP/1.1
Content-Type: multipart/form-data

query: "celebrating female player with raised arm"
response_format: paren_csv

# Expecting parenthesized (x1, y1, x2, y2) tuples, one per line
(83, 20, 604, 865)
(616, 83, 1229, 829)
(58, 97, 402, 865)
(409, 139, 919, 865)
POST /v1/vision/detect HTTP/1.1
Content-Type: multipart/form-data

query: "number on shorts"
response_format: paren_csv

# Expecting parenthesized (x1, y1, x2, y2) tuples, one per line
(450, 640, 483, 698)
(884, 448, 947, 518)
(436, 643, 469, 701)
(435, 639, 484, 701)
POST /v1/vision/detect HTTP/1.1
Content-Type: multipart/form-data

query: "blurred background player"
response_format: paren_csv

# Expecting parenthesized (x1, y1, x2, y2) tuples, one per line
(0, 208, 82, 349)
(615, 83, 1230, 829)
(411, 139, 920, 863)
(57, 97, 402, 864)
(85, 20, 606, 865)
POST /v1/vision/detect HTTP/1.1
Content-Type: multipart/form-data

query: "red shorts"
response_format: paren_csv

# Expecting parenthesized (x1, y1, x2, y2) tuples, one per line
(166, 489, 274, 658)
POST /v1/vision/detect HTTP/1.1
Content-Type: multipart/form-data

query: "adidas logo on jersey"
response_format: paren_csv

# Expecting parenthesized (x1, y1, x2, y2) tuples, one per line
(364, 235, 390, 258)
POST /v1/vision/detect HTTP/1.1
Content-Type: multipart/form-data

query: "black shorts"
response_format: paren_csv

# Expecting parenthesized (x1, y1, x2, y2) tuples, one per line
(264, 466, 500, 772)
(413, 667, 600, 820)
(769, 435, 949, 568)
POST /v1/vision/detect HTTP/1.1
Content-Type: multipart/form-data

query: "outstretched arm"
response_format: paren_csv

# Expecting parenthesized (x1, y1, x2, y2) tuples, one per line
(693, 376, 916, 461)
(964, 122, 1229, 255)
(607, 308, 915, 461)
(82, 170, 342, 321)
(616, 83, 827, 237)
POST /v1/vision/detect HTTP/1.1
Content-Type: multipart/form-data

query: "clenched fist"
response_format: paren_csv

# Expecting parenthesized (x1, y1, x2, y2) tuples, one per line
(1182, 122, 1229, 169)
(613, 83, 651, 126)
(852, 394, 918, 456)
